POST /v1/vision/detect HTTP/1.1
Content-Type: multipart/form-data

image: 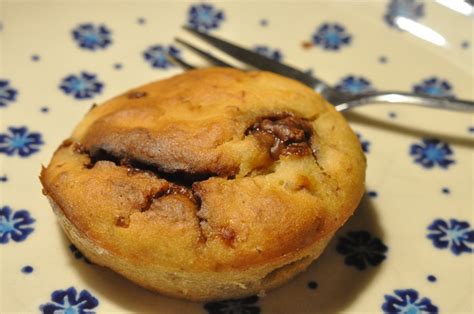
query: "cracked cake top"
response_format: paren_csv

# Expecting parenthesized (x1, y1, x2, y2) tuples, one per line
(40, 67, 366, 273)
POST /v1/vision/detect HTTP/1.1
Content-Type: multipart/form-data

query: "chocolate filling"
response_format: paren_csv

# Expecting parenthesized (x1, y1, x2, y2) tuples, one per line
(141, 183, 196, 211)
(84, 148, 206, 229)
(219, 226, 237, 247)
(87, 148, 215, 188)
(115, 216, 130, 227)
(71, 113, 315, 238)
(81, 114, 314, 201)
(246, 115, 313, 159)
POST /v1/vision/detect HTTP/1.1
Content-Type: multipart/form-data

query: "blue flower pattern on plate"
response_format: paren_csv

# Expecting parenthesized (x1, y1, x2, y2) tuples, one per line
(0, 126, 44, 157)
(253, 45, 283, 61)
(60, 72, 104, 100)
(204, 295, 260, 314)
(188, 3, 224, 32)
(22, 265, 34, 274)
(143, 45, 180, 69)
(72, 23, 112, 50)
(427, 275, 437, 282)
(40, 287, 99, 314)
(413, 77, 453, 97)
(0, 80, 18, 108)
(382, 289, 438, 313)
(69, 244, 92, 264)
(0, 206, 35, 244)
(312, 23, 351, 50)
(336, 231, 388, 270)
(356, 132, 370, 153)
(410, 138, 455, 169)
(427, 219, 474, 255)
(368, 191, 379, 199)
(384, 0, 424, 28)
(336, 76, 373, 94)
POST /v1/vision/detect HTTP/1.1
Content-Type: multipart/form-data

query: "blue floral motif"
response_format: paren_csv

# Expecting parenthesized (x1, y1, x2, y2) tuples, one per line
(72, 23, 112, 50)
(410, 138, 455, 169)
(413, 77, 453, 97)
(22, 265, 34, 274)
(60, 72, 103, 100)
(253, 45, 283, 61)
(0, 206, 35, 244)
(188, 3, 225, 32)
(312, 23, 352, 50)
(69, 244, 92, 264)
(368, 191, 378, 198)
(204, 295, 260, 314)
(0, 126, 44, 157)
(427, 275, 437, 282)
(0, 80, 18, 108)
(384, 0, 424, 28)
(143, 45, 180, 69)
(382, 289, 438, 313)
(356, 132, 370, 153)
(40, 287, 99, 314)
(336, 76, 374, 94)
(336, 231, 387, 270)
(427, 219, 474, 255)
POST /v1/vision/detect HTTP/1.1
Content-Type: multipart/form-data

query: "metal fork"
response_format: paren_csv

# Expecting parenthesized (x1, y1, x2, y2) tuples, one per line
(169, 26, 474, 112)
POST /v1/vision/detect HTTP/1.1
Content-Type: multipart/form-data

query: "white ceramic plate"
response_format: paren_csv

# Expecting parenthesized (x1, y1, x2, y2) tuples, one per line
(1, 1, 473, 313)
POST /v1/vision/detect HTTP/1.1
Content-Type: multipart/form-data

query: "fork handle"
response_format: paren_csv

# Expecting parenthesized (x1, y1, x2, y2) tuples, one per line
(334, 92, 474, 112)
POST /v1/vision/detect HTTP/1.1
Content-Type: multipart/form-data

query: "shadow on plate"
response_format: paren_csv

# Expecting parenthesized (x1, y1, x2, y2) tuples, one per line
(58, 191, 383, 313)
(260, 192, 385, 313)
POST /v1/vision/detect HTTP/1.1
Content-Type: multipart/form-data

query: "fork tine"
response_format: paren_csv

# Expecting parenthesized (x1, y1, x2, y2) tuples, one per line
(183, 26, 322, 88)
(175, 38, 233, 68)
(166, 53, 195, 70)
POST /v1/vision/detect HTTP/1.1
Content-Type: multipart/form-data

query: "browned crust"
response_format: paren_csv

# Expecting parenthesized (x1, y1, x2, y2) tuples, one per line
(46, 192, 335, 301)
(40, 68, 366, 300)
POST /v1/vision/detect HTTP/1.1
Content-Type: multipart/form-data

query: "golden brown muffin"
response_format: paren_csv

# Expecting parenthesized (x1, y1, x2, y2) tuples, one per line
(40, 68, 365, 301)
